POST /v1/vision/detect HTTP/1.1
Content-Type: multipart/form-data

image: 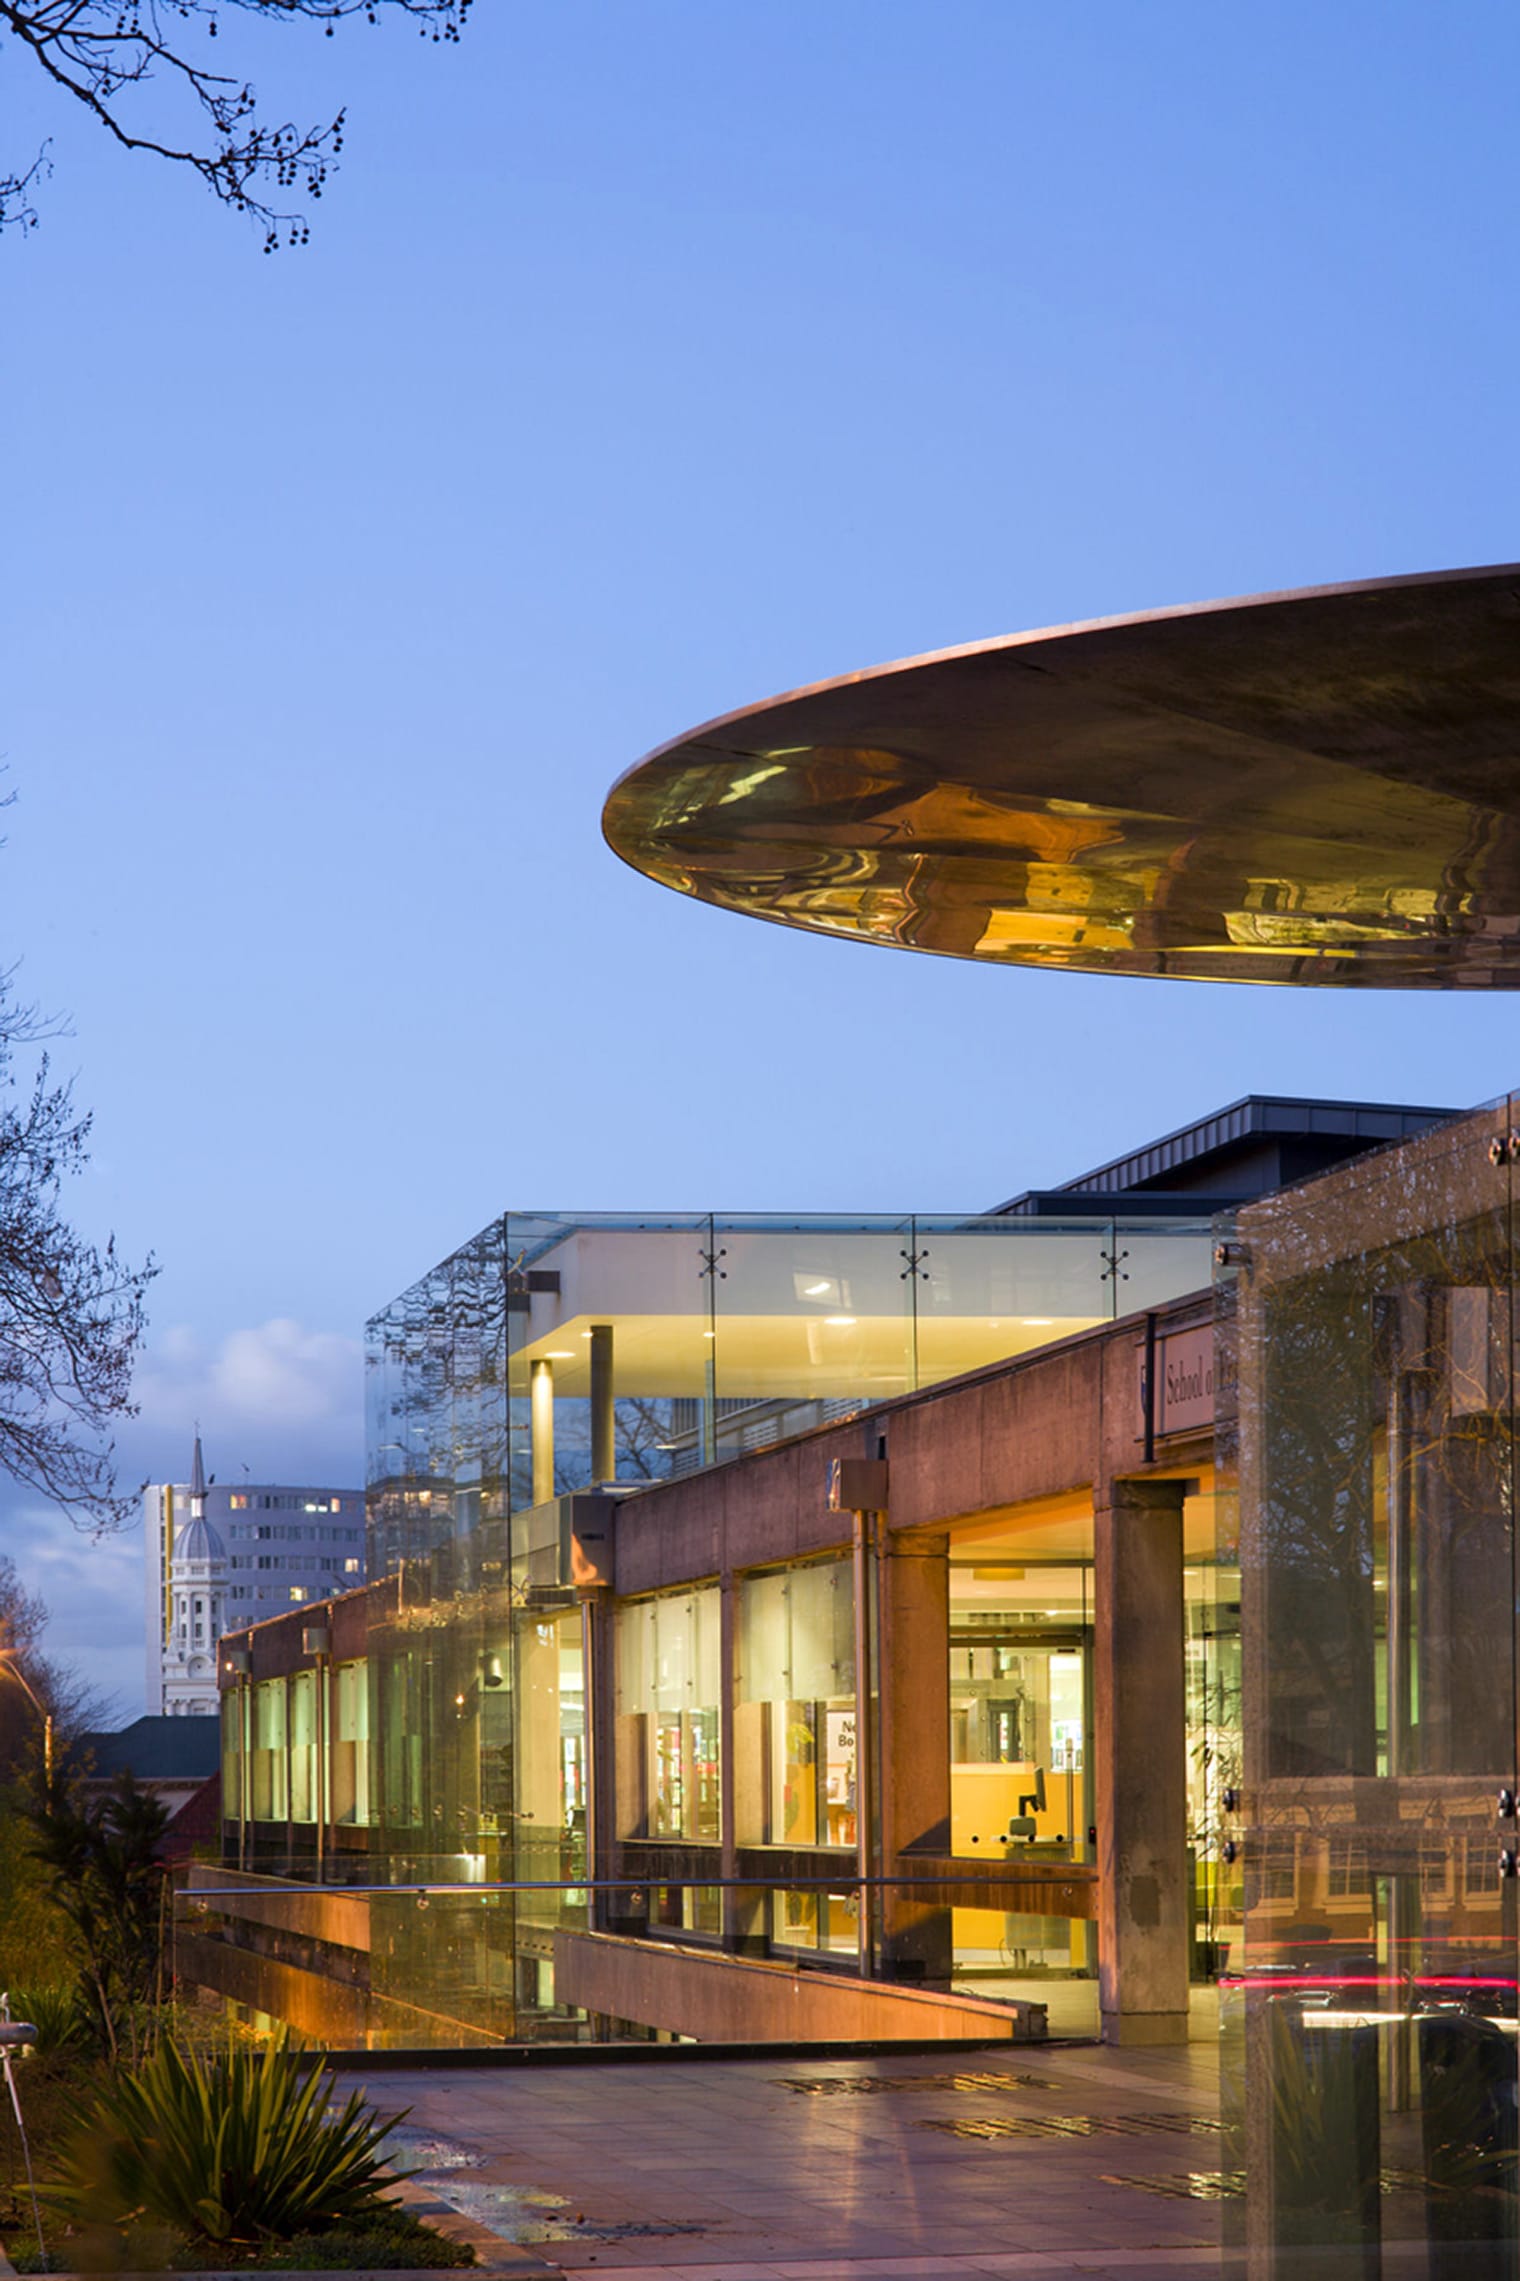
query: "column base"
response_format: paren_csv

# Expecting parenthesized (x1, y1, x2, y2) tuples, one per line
(1100, 2008, 1190, 2046)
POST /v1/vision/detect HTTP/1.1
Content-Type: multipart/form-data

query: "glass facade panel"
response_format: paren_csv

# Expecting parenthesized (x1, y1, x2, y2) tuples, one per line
(615, 1589, 721, 1841)
(333, 1659, 370, 1825)
(772, 1888, 860, 1956)
(947, 1533, 1096, 2023)
(1183, 1486, 1241, 1981)
(949, 1557, 1092, 1867)
(289, 1670, 317, 1824)
(738, 1561, 855, 1848)
(252, 1678, 287, 1823)
(1222, 1098, 1519, 2276)
(366, 1210, 1213, 1570)
(220, 1689, 243, 1828)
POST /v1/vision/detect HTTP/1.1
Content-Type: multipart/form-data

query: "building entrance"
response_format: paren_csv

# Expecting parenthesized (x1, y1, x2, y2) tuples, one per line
(948, 1553, 1097, 2030)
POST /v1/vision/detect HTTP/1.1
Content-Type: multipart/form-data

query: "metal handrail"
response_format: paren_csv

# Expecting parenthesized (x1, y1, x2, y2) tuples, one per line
(178, 1866, 1095, 1900)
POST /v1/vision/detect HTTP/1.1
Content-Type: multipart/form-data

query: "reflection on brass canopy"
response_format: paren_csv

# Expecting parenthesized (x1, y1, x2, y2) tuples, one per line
(603, 567, 1520, 987)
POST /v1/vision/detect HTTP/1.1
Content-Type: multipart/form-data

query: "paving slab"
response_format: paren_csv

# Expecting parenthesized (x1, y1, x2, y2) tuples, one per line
(336, 2042, 1223, 2281)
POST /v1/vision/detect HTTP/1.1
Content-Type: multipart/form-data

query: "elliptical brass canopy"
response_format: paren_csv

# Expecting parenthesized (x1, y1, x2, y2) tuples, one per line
(603, 566, 1520, 987)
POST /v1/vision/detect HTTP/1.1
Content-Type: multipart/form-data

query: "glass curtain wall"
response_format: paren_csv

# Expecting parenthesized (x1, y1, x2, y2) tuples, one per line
(369, 1210, 1215, 1556)
(1220, 1099, 1518, 2278)
(351, 1203, 1212, 2045)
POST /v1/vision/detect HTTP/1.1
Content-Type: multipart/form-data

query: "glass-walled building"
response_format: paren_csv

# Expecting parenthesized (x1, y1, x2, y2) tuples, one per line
(192, 1100, 1458, 2098)
(335, 1205, 1213, 2042)
(365, 1207, 1214, 1581)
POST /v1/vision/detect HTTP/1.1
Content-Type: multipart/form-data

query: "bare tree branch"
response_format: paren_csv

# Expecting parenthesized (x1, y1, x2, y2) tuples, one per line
(0, 0, 471, 243)
(0, 988, 155, 1529)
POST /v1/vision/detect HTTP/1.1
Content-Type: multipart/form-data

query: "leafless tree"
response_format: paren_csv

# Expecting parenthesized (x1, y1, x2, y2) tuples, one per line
(0, 1555, 114, 1784)
(0, 976, 154, 1531)
(1, 0, 470, 245)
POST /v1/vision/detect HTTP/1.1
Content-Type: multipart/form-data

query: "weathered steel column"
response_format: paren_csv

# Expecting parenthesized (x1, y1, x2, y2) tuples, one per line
(1094, 1476, 1189, 2045)
(876, 1529, 952, 1980)
(590, 1325, 615, 1485)
(581, 1586, 617, 1934)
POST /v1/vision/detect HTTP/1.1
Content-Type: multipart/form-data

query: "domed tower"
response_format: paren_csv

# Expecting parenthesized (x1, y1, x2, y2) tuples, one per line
(163, 1433, 228, 1716)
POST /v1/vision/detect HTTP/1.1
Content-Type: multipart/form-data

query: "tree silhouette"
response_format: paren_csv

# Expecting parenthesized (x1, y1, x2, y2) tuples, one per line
(0, 0, 470, 244)
(0, 976, 154, 1530)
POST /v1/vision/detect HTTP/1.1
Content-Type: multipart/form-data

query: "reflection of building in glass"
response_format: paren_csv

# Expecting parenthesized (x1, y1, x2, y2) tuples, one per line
(144, 1438, 365, 1715)
(1216, 1100, 1520, 2272)
(180, 1095, 1455, 2068)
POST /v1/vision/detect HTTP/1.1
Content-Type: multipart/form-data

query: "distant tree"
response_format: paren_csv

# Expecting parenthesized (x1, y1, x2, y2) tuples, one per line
(0, 1555, 113, 1782)
(0, 1556, 117, 2006)
(26, 1770, 170, 2060)
(0, 1554, 46, 1662)
(1, 0, 470, 245)
(0, 972, 155, 1533)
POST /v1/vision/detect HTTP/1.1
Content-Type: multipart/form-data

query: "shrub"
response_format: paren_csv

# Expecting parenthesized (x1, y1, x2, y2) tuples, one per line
(44, 2031, 406, 2249)
(25, 1772, 169, 2063)
(1, 1985, 90, 2059)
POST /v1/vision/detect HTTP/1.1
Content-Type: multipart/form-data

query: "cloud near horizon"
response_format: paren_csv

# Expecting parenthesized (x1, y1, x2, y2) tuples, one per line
(126, 1316, 364, 1487)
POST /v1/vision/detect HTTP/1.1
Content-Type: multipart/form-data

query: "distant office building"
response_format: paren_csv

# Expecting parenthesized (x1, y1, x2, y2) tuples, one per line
(144, 1437, 364, 1715)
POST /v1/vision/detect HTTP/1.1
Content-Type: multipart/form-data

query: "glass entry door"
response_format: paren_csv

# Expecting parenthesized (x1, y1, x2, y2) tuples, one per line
(949, 1561, 1096, 2029)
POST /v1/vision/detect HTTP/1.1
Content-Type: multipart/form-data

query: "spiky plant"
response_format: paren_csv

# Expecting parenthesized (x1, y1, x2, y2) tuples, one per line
(44, 2031, 406, 2248)
(0, 1984, 90, 2059)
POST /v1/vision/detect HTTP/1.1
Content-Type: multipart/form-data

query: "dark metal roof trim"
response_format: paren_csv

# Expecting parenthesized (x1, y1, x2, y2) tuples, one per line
(991, 1095, 1458, 1213)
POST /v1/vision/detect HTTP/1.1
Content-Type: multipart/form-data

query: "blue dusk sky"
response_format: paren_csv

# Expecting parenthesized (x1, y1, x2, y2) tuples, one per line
(5, 0, 1519, 1711)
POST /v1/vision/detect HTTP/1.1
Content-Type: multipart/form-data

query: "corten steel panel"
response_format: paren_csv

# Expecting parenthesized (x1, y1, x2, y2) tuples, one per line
(604, 566, 1520, 988)
(553, 1929, 1032, 2041)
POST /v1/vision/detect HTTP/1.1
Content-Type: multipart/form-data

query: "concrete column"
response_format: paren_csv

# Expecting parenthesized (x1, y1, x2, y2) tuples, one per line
(530, 1359, 555, 1506)
(874, 1531, 952, 1979)
(1094, 1477, 1189, 2045)
(581, 1593, 617, 1928)
(719, 1571, 764, 1955)
(590, 1325, 614, 1485)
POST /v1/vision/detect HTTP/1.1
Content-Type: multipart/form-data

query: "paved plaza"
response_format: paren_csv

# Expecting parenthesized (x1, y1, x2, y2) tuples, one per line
(344, 2038, 1226, 2281)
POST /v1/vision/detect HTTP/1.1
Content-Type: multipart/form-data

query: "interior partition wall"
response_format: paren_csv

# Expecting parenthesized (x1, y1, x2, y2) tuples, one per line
(1221, 1097, 1519, 2279)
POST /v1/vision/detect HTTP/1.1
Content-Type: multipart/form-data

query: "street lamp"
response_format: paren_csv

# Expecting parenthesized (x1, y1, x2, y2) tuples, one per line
(0, 1653, 53, 1789)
